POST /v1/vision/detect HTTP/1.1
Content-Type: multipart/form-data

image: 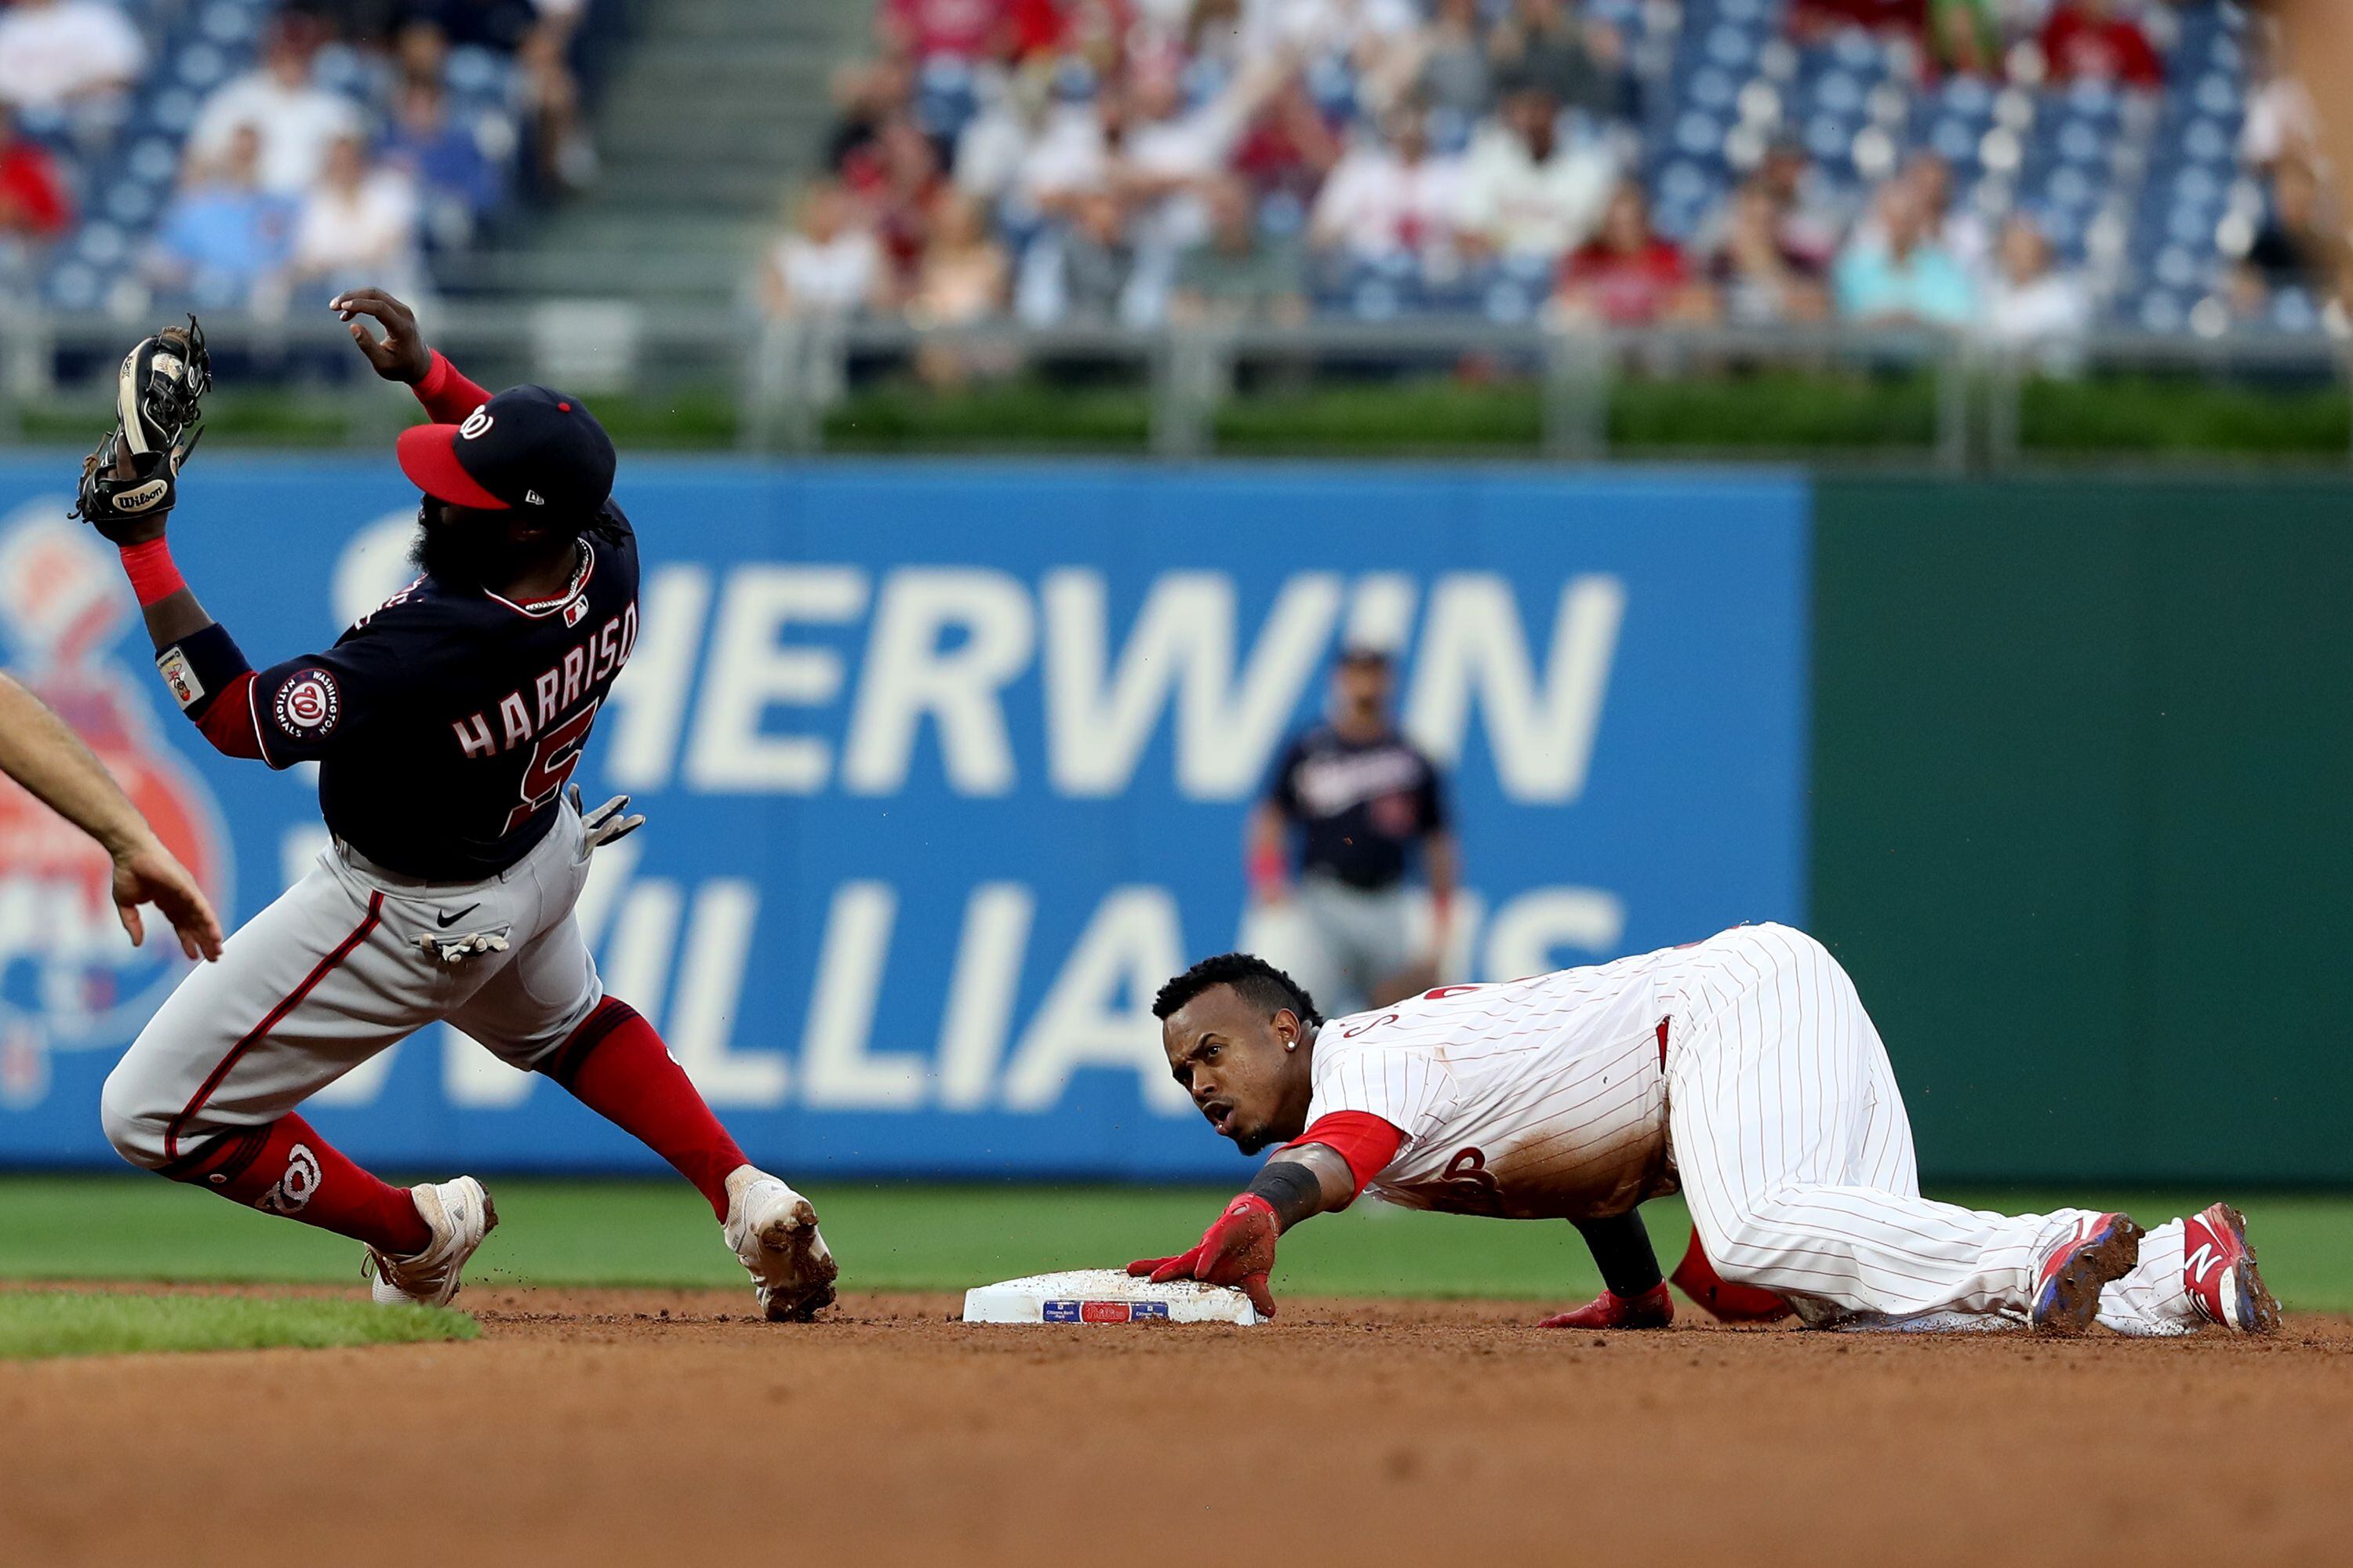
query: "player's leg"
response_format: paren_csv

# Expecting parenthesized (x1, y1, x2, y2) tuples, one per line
(99, 860, 459, 1267)
(1361, 883, 1435, 1007)
(1275, 876, 1353, 1017)
(1665, 924, 2137, 1328)
(446, 813, 836, 1319)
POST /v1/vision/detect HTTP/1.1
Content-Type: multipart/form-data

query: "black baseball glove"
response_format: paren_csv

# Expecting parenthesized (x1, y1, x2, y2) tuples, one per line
(72, 316, 211, 541)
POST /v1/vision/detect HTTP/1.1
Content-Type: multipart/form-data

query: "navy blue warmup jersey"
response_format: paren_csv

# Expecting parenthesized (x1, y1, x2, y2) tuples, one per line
(246, 507, 640, 881)
(1265, 724, 1447, 891)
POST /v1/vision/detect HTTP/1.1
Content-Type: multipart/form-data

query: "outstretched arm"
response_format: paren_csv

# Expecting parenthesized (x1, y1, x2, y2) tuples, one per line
(1128, 1113, 1404, 1316)
(0, 675, 223, 959)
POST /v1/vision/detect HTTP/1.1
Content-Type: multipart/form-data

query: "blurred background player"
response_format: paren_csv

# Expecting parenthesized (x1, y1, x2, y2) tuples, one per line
(1246, 646, 1456, 1017)
(0, 669, 221, 962)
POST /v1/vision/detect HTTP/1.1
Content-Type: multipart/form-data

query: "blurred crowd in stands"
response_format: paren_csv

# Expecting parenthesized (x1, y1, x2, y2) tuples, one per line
(0, 0, 602, 311)
(760, 0, 2340, 377)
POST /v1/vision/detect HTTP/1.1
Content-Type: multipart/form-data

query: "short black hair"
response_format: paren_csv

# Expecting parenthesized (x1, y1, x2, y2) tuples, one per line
(1152, 953, 1322, 1027)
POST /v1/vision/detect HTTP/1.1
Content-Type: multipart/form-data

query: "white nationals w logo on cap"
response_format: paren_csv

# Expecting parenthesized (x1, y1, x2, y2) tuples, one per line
(460, 408, 494, 439)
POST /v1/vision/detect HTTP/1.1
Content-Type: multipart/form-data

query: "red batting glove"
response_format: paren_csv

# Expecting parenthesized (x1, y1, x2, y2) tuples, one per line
(1670, 1227, 1795, 1324)
(1535, 1282, 1675, 1330)
(1127, 1193, 1281, 1317)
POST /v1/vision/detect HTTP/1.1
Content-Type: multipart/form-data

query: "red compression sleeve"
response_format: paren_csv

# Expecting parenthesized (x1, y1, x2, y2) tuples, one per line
(1288, 1111, 1404, 1199)
(195, 671, 264, 759)
(412, 350, 493, 422)
(118, 538, 185, 606)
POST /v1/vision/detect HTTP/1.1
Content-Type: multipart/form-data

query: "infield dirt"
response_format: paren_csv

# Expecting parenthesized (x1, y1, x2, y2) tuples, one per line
(3, 1286, 2348, 1566)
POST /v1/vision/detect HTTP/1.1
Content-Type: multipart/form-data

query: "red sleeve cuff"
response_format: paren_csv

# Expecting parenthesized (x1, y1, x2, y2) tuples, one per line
(1288, 1111, 1403, 1199)
(195, 671, 264, 759)
(412, 351, 493, 424)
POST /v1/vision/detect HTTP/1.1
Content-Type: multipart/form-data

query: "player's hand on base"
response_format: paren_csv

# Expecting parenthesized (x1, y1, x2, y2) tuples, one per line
(110, 838, 223, 962)
(331, 288, 432, 384)
(1128, 1193, 1281, 1317)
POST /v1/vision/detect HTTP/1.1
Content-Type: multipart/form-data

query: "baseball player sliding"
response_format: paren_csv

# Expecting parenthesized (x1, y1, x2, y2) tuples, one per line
(1136, 926, 2279, 1336)
(68, 297, 837, 1319)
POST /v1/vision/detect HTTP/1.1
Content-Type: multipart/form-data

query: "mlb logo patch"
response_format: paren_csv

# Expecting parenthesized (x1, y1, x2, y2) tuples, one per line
(1042, 1301, 1081, 1323)
(1078, 1301, 1133, 1323)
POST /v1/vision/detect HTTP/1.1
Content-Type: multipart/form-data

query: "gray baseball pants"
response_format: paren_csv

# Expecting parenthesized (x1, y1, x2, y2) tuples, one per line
(101, 800, 603, 1173)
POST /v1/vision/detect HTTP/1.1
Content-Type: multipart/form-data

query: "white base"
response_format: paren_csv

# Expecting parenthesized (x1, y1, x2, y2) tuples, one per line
(962, 1268, 1264, 1326)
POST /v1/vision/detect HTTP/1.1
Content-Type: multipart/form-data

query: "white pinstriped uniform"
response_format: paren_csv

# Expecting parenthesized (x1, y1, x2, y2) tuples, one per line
(1307, 952, 1679, 1221)
(1310, 922, 2191, 1330)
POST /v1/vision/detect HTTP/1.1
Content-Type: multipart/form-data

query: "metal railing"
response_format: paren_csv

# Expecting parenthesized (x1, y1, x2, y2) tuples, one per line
(2, 305, 2347, 470)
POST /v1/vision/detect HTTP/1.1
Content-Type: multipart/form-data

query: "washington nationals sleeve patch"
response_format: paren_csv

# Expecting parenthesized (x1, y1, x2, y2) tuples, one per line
(273, 668, 341, 739)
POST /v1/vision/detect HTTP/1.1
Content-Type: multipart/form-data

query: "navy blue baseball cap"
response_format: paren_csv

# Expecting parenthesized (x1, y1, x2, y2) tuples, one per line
(397, 384, 616, 518)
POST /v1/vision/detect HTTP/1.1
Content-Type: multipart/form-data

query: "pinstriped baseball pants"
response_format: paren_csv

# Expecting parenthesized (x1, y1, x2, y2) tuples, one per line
(1660, 924, 2093, 1327)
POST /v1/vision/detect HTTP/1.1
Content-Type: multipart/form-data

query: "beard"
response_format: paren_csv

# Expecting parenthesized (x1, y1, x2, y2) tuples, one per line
(409, 498, 536, 591)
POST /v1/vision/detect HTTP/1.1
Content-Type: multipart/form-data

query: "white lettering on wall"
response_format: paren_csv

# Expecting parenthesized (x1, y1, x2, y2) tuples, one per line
(685, 566, 867, 793)
(1404, 573, 1625, 804)
(800, 881, 927, 1108)
(604, 564, 711, 791)
(936, 882, 1035, 1111)
(1000, 886, 1194, 1112)
(1042, 569, 1342, 799)
(842, 568, 1033, 796)
(667, 879, 785, 1105)
(1482, 887, 1628, 980)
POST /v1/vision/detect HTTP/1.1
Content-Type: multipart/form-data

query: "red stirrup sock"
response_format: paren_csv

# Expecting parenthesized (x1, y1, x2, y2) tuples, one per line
(542, 997, 748, 1221)
(159, 1113, 431, 1255)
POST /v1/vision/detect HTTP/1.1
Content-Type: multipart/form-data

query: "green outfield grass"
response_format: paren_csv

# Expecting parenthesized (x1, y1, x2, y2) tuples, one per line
(3, 1177, 2349, 1311)
(0, 1290, 475, 1360)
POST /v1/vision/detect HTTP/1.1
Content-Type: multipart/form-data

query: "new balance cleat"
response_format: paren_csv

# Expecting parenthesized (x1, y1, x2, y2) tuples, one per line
(2182, 1202, 2281, 1333)
(2030, 1211, 2143, 1332)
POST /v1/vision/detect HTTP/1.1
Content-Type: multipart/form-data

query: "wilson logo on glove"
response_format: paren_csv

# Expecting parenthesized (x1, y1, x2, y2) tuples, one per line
(70, 315, 210, 540)
(114, 480, 171, 514)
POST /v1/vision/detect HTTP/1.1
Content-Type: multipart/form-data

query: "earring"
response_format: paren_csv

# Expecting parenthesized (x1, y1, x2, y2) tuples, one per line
(1285, 1041, 1297, 1052)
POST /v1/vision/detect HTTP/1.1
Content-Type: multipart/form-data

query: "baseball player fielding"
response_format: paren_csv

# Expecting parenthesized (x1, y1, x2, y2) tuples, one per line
(67, 293, 836, 1321)
(1136, 924, 2279, 1336)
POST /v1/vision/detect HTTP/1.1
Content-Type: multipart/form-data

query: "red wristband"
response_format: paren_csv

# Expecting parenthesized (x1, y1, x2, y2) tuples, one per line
(118, 537, 186, 607)
(1248, 844, 1286, 897)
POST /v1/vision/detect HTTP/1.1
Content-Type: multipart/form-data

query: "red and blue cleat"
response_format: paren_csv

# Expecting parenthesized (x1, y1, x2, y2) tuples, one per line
(2030, 1211, 2144, 1332)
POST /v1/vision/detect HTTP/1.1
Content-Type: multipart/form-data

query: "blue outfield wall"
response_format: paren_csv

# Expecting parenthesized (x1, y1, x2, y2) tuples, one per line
(0, 460, 1809, 1178)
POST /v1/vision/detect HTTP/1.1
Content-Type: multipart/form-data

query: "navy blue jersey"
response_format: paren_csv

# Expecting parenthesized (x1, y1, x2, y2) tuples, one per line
(246, 508, 639, 881)
(1265, 724, 1447, 890)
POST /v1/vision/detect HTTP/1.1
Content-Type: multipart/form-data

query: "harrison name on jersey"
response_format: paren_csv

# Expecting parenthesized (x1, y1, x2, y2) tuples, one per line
(449, 601, 638, 762)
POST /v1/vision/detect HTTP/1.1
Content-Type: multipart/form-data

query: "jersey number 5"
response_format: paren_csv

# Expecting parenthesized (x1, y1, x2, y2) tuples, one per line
(504, 700, 600, 834)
